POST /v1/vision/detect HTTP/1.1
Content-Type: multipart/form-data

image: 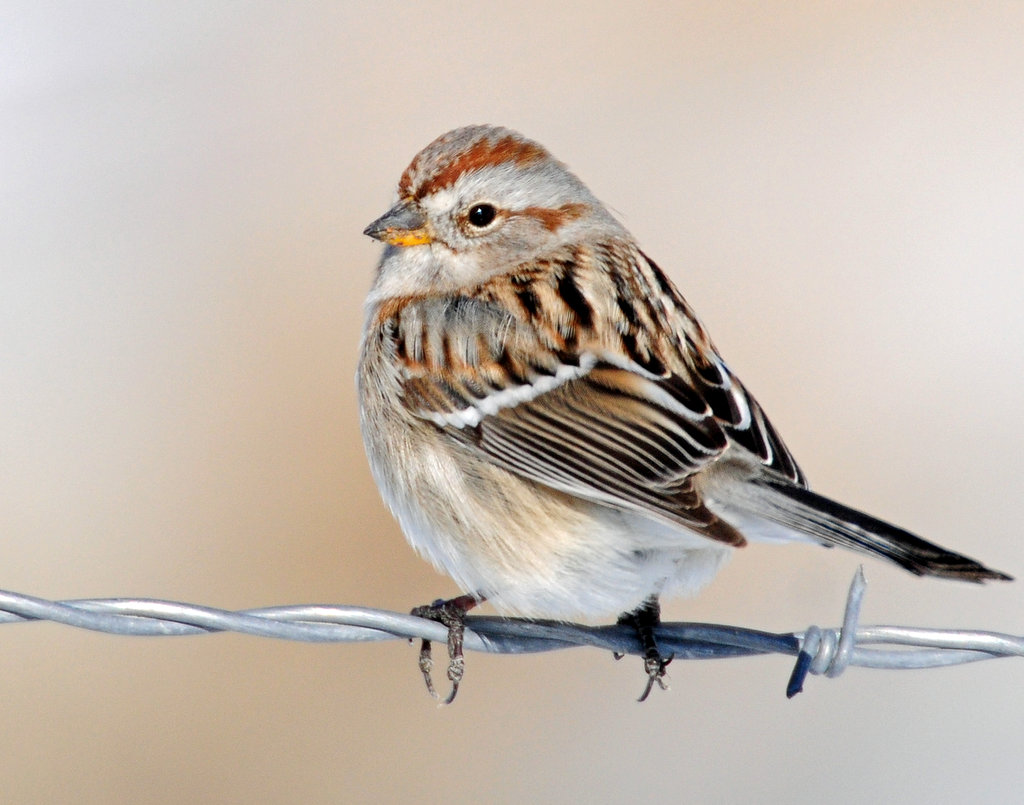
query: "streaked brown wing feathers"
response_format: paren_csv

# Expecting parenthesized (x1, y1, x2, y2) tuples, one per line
(449, 370, 745, 545)
(383, 240, 804, 546)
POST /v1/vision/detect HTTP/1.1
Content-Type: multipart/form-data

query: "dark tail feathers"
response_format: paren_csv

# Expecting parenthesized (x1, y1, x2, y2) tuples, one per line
(756, 479, 1012, 582)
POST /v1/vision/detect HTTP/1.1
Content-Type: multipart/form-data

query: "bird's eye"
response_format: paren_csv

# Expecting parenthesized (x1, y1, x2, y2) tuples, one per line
(467, 203, 497, 228)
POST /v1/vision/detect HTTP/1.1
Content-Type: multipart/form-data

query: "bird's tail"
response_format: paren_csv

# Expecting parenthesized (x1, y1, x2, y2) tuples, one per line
(747, 478, 1012, 582)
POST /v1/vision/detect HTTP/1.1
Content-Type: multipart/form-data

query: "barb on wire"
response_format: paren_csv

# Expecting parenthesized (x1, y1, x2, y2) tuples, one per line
(0, 569, 1019, 697)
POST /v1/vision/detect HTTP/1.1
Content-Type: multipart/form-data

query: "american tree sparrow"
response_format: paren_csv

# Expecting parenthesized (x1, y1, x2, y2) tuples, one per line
(358, 125, 1010, 701)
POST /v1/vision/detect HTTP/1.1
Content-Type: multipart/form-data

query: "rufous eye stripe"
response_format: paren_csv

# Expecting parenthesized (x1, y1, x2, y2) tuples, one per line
(512, 203, 587, 232)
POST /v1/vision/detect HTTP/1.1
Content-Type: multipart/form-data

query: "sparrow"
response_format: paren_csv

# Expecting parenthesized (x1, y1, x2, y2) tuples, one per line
(357, 124, 1011, 701)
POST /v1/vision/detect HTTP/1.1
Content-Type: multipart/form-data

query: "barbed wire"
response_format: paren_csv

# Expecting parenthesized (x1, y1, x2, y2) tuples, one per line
(0, 569, 1019, 697)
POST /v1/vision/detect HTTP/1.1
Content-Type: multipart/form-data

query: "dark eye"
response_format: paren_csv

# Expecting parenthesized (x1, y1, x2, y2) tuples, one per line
(467, 203, 497, 228)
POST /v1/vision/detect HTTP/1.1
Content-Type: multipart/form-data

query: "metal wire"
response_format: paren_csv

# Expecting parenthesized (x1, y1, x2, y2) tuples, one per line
(0, 569, 1019, 695)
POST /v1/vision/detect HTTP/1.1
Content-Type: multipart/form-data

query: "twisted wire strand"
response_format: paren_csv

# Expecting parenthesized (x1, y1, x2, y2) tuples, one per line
(0, 570, 1019, 694)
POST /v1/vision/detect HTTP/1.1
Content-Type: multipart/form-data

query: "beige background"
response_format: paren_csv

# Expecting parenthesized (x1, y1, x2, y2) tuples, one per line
(2, 2, 1023, 802)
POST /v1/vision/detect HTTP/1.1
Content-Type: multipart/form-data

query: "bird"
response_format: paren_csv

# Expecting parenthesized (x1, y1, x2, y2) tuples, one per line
(357, 124, 1010, 701)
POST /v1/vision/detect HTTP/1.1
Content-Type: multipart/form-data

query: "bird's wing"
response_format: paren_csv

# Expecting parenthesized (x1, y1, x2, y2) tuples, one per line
(393, 242, 805, 546)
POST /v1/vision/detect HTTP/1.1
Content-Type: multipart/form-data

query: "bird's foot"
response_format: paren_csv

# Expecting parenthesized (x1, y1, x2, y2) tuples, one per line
(618, 596, 673, 702)
(410, 594, 480, 705)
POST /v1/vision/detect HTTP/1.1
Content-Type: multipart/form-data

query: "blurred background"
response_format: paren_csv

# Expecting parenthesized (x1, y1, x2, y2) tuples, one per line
(2, 2, 1022, 802)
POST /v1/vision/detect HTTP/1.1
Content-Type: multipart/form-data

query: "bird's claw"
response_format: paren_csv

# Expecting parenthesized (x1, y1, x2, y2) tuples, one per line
(410, 595, 475, 705)
(618, 596, 672, 702)
(637, 652, 673, 702)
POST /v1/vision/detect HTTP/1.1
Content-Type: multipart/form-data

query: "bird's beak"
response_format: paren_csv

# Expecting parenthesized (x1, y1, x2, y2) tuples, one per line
(363, 199, 433, 246)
